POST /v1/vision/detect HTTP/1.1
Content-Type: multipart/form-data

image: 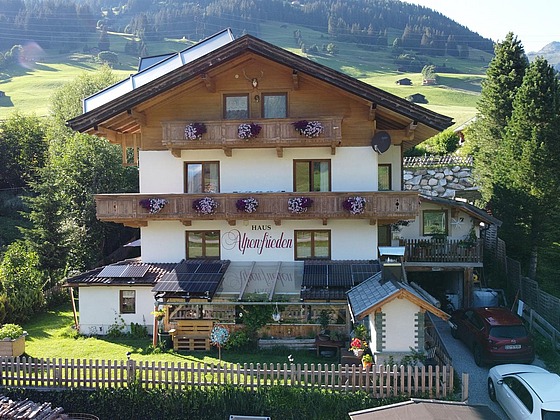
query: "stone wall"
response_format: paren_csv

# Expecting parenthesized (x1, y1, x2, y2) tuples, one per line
(403, 165, 473, 198)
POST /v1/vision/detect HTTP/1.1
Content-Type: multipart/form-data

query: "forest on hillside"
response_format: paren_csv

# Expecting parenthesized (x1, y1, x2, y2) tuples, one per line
(0, 0, 494, 55)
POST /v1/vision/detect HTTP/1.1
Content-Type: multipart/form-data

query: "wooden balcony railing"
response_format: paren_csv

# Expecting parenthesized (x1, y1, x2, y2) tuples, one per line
(401, 238, 482, 263)
(161, 117, 343, 156)
(95, 191, 419, 227)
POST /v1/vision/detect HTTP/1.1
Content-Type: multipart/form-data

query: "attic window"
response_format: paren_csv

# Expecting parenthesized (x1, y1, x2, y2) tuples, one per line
(224, 94, 249, 119)
(262, 93, 287, 118)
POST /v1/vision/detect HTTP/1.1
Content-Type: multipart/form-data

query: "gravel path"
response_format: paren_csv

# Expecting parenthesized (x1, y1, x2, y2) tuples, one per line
(430, 315, 545, 420)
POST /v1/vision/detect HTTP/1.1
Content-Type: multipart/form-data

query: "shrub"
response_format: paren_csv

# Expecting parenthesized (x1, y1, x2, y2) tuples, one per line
(0, 323, 24, 339)
(98, 51, 118, 64)
(223, 330, 252, 350)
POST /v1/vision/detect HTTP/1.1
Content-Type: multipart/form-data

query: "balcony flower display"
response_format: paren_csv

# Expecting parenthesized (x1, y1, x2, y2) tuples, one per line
(236, 197, 259, 213)
(349, 338, 367, 357)
(184, 122, 207, 140)
(192, 197, 218, 215)
(288, 196, 313, 213)
(238, 123, 262, 140)
(139, 198, 168, 214)
(292, 120, 324, 138)
(342, 196, 367, 215)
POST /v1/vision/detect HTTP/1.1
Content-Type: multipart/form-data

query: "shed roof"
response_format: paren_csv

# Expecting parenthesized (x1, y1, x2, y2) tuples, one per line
(419, 195, 502, 226)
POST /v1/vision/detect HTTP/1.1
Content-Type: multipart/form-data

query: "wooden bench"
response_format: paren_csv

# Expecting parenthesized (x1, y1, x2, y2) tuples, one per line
(169, 320, 214, 351)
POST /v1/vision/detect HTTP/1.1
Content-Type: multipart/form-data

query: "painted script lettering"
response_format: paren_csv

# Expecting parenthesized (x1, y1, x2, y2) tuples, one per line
(222, 229, 293, 255)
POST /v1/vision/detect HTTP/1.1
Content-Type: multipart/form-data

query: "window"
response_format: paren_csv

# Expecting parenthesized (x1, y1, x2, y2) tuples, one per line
(378, 164, 392, 191)
(185, 162, 219, 193)
(295, 230, 331, 259)
(186, 231, 220, 259)
(378, 225, 392, 247)
(224, 94, 249, 119)
(294, 160, 331, 192)
(262, 93, 287, 118)
(120, 290, 136, 314)
(503, 377, 534, 413)
(422, 210, 448, 236)
(465, 311, 485, 330)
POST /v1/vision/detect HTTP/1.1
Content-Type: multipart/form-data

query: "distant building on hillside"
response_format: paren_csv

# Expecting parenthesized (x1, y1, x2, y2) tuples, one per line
(396, 78, 412, 85)
(406, 93, 427, 104)
(422, 78, 437, 85)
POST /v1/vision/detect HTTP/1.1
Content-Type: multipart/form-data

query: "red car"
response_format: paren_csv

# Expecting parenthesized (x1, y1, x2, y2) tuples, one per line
(450, 307, 534, 366)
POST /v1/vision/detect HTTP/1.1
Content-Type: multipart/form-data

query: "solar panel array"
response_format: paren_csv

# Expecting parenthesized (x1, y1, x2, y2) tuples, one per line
(97, 265, 149, 278)
(301, 262, 380, 288)
(152, 261, 228, 298)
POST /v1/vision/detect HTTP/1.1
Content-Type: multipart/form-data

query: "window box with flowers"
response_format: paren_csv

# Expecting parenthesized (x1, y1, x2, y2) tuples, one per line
(192, 197, 218, 215)
(292, 120, 324, 138)
(342, 196, 367, 215)
(184, 122, 207, 140)
(238, 123, 262, 140)
(139, 198, 168, 214)
(288, 197, 314, 214)
(236, 197, 259, 213)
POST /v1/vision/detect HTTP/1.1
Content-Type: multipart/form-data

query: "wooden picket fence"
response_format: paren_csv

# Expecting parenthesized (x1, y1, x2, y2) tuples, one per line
(0, 357, 454, 398)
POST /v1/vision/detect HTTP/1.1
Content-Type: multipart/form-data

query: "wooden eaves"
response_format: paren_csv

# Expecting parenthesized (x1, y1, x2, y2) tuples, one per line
(66, 35, 454, 145)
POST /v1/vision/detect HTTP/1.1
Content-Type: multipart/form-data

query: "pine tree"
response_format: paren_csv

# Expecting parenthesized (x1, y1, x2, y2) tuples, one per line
(470, 33, 528, 201)
(98, 27, 110, 51)
(494, 57, 560, 279)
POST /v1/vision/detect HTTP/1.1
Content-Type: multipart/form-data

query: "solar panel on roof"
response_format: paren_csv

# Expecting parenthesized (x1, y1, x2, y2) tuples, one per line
(329, 275, 353, 287)
(196, 263, 223, 273)
(302, 274, 328, 287)
(330, 264, 351, 275)
(97, 266, 127, 278)
(121, 266, 149, 278)
(174, 262, 199, 273)
(304, 265, 327, 275)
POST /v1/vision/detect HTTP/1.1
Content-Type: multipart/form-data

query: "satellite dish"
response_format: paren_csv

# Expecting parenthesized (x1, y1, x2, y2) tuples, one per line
(371, 131, 391, 154)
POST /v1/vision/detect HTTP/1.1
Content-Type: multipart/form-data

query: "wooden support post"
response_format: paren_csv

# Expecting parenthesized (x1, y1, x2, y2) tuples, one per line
(181, 220, 192, 227)
(368, 103, 377, 121)
(228, 220, 236, 226)
(153, 311, 158, 347)
(292, 70, 299, 90)
(202, 74, 216, 93)
(223, 147, 232, 157)
(276, 147, 283, 158)
(462, 372, 469, 402)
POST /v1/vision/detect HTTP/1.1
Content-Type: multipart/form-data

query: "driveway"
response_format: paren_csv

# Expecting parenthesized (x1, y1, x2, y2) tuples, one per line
(430, 315, 546, 420)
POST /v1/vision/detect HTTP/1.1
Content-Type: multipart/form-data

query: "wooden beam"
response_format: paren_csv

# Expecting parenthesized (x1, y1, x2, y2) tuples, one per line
(331, 144, 337, 155)
(96, 126, 119, 142)
(228, 220, 236, 226)
(322, 218, 328, 226)
(368, 103, 377, 121)
(201, 74, 216, 93)
(276, 147, 283, 158)
(292, 70, 299, 90)
(223, 147, 232, 157)
(124, 221, 148, 228)
(127, 109, 147, 126)
(274, 219, 281, 226)
(369, 219, 377, 226)
(406, 121, 418, 138)
(181, 220, 192, 226)
(171, 148, 182, 158)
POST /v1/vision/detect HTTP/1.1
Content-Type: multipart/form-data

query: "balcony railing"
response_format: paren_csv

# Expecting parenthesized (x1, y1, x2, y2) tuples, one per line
(401, 239, 482, 263)
(95, 191, 419, 226)
(161, 117, 343, 154)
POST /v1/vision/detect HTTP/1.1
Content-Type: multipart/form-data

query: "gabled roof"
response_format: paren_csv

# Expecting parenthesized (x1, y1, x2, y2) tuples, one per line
(347, 272, 449, 321)
(420, 194, 502, 226)
(67, 32, 453, 134)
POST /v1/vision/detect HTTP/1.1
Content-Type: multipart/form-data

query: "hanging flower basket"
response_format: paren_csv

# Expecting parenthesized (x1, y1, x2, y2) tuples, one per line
(192, 197, 218, 215)
(184, 122, 207, 140)
(236, 197, 259, 213)
(342, 196, 367, 215)
(139, 198, 169, 214)
(292, 120, 324, 138)
(288, 196, 314, 213)
(238, 123, 262, 140)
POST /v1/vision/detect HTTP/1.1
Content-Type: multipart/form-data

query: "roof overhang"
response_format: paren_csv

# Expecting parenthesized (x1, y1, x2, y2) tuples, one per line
(420, 195, 502, 226)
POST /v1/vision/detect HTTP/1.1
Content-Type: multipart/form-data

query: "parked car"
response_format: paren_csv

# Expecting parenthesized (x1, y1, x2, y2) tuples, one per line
(449, 307, 534, 366)
(488, 364, 560, 420)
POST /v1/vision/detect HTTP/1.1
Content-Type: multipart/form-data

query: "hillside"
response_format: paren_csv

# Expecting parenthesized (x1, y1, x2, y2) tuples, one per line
(0, 0, 494, 125)
(528, 41, 560, 70)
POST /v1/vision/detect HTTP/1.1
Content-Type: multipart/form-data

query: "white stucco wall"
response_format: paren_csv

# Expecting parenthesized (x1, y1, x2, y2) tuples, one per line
(78, 286, 155, 335)
(141, 219, 378, 263)
(383, 298, 421, 352)
(139, 147, 381, 194)
(396, 202, 479, 241)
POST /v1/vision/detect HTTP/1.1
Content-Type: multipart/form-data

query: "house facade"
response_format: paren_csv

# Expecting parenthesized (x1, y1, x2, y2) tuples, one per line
(65, 30, 498, 356)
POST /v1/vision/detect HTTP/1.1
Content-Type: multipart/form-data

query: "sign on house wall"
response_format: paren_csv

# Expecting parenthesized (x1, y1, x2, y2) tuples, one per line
(222, 225, 294, 256)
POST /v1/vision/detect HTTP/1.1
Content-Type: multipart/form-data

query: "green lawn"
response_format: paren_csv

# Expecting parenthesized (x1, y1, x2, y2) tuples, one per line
(23, 304, 336, 366)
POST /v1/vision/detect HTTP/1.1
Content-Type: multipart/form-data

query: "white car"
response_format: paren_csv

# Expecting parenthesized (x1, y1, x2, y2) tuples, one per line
(488, 364, 560, 420)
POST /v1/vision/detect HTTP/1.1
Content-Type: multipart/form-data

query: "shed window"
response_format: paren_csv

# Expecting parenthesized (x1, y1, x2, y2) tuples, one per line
(120, 290, 136, 314)
(423, 210, 448, 236)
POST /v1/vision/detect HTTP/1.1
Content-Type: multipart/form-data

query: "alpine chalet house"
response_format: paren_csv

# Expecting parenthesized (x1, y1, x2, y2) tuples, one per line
(65, 29, 494, 360)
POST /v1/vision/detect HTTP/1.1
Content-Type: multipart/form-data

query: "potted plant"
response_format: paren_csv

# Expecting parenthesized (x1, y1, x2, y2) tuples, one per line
(362, 353, 373, 369)
(349, 338, 367, 357)
(0, 324, 27, 357)
(459, 227, 478, 248)
(317, 310, 331, 341)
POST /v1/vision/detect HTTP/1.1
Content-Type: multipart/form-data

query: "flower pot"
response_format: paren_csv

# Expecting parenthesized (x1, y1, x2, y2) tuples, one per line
(362, 362, 373, 370)
(0, 334, 26, 357)
(317, 334, 330, 342)
(353, 348, 364, 357)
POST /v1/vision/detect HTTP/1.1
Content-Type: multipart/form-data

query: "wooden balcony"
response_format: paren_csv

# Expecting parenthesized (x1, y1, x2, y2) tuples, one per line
(401, 239, 483, 263)
(161, 117, 343, 157)
(95, 191, 419, 227)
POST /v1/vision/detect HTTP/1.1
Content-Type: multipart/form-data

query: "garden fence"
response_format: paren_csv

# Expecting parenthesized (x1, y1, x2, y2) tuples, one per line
(0, 358, 454, 398)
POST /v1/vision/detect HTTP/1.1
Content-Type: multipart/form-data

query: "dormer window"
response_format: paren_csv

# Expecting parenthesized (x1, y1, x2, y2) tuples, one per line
(224, 94, 249, 119)
(262, 93, 287, 118)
